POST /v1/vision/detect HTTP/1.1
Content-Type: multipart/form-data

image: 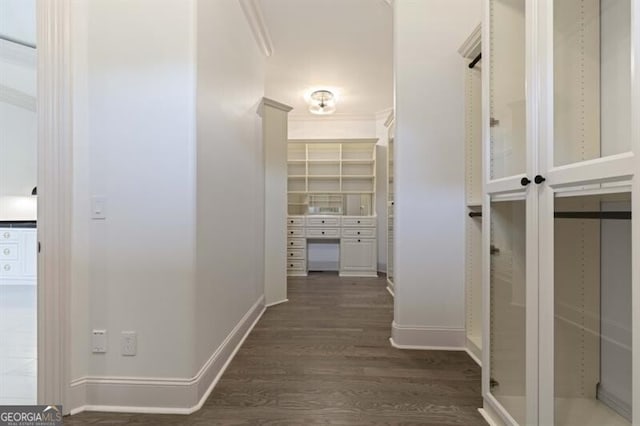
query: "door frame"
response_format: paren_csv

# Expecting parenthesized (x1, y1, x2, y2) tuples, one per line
(36, 0, 73, 411)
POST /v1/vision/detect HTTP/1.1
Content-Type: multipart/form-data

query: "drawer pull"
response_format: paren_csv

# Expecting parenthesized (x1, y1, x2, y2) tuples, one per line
(357, 231, 361, 235)
(290, 231, 294, 234)
(290, 242, 294, 246)
(290, 264, 294, 267)
(2, 249, 9, 255)
(357, 220, 361, 224)
(358, 239, 361, 242)
(290, 220, 294, 224)
(3, 264, 10, 271)
(290, 253, 294, 256)
(321, 231, 325, 235)
(321, 220, 325, 224)
(3, 232, 9, 239)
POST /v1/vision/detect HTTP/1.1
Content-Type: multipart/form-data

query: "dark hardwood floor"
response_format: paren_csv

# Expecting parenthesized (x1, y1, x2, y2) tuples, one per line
(65, 273, 485, 425)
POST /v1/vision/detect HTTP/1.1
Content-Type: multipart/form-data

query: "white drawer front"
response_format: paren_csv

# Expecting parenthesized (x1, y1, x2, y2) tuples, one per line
(342, 217, 376, 227)
(306, 228, 340, 238)
(287, 238, 306, 249)
(286, 260, 306, 270)
(306, 217, 341, 227)
(287, 249, 305, 260)
(342, 228, 376, 238)
(0, 230, 19, 242)
(0, 244, 19, 261)
(0, 262, 20, 276)
(287, 217, 305, 226)
(287, 228, 305, 237)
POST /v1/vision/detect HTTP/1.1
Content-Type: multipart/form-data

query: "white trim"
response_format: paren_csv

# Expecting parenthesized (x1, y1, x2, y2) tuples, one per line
(389, 338, 465, 352)
(390, 322, 466, 349)
(37, 0, 73, 412)
(289, 138, 378, 144)
(69, 296, 265, 415)
(478, 408, 502, 426)
(288, 113, 377, 122)
(339, 271, 378, 278)
(385, 281, 395, 297)
(0, 84, 36, 111)
(458, 23, 482, 59)
(262, 97, 293, 113)
(265, 298, 288, 308)
(465, 348, 482, 367)
(238, 0, 273, 57)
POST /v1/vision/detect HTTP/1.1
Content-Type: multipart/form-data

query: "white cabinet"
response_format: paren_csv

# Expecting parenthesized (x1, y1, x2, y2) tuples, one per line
(481, 1, 637, 425)
(0, 227, 37, 285)
(286, 215, 378, 277)
(339, 238, 377, 277)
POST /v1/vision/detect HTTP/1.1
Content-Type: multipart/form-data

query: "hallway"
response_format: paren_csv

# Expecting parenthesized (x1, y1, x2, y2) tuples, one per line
(66, 273, 484, 425)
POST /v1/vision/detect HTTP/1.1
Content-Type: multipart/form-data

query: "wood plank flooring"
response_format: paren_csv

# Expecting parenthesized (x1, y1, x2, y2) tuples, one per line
(65, 273, 485, 425)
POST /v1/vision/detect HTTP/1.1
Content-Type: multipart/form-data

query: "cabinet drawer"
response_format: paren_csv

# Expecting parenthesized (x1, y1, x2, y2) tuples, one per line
(306, 217, 341, 227)
(0, 230, 19, 242)
(287, 249, 305, 260)
(286, 260, 306, 270)
(287, 238, 306, 249)
(342, 228, 376, 238)
(306, 228, 340, 238)
(342, 217, 376, 227)
(287, 228, 305, 237)
(287, 217, 305, 226)
(0, 262, 20, 276)
(0, 244, 19, 261)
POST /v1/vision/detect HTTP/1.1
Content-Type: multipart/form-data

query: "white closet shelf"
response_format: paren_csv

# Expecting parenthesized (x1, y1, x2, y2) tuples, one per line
(288, 175, 306, 179)
(308, 175, 341, 179)
(307, 159, 341, 164)
(342, 159, 374, 164)
(342, 175, 375, 179)
(287, 159, 306, 163)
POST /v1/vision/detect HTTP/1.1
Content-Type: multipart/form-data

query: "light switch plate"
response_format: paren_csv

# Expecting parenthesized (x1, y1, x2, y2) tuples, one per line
(121, 331, 137, 356)
(91, 196, 107, 220)
(92, 329, 107, 353)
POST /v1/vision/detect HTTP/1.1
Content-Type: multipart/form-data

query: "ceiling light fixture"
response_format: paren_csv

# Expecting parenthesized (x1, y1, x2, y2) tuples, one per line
(308, 90, 336, 115)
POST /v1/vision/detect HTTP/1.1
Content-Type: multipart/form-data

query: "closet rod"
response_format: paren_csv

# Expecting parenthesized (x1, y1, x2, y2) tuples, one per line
(468, 53, 481, 69)
(555, 211, 631, 220)
(468, 211, 631, 220)
(0, 34, 36, 49)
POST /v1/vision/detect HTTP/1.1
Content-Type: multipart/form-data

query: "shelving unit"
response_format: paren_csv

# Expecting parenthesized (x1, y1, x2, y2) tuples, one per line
(287, 140, 377, 216)
(481, 1, 635, 425)
(387, 118, 395, 292)
(287, 139, 378, 278)
(460, 24, 483, 366)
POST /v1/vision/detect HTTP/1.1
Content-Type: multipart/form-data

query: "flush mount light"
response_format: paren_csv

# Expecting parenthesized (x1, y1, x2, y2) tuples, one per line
(308, 90, 336, 115)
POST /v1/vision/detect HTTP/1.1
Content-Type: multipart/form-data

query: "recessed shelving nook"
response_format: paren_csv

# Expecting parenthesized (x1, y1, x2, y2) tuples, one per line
(287, 139, 378, 278)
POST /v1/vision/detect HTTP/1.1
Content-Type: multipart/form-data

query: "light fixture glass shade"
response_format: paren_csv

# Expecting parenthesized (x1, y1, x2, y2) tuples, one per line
(309, 90, 336, 115)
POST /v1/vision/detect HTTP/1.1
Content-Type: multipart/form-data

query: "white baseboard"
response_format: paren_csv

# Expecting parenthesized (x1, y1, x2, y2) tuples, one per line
(338, 271, 378, 277)
(68, 295, 266, 415)
(478, 408, 501, 426)
(386, 279, 395, 297)
(465, 348, 482, 367)
(265, 298, 288, 308)
(390, 321, 465, 350)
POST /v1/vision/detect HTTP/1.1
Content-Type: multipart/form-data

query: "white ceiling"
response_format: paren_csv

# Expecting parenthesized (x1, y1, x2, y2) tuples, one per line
(261, 0, 393, 119)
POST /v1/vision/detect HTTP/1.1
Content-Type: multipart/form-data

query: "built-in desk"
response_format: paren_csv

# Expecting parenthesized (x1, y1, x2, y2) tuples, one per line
(287, 215, 377, 277)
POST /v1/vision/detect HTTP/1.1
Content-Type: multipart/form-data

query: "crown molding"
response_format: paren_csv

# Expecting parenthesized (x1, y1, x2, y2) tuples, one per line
(239, 0, 274, 57)
(381, 0, 393, 6)
(0, 84, 36, 111)
(458, 23, 481, 59)
(288, 112, 377, 122)
(261, 97, 293, 112)
(375, 107, 393, 122)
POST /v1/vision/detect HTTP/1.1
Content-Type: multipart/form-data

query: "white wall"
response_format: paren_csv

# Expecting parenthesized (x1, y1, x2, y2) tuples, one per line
(194, 0, 266, 372)
(0, 38, 37, 220)
(392, 0, 481, 348)
(78, 0, 197, 379)
(288, 117, 377, 140)
(68, 0, 269, 413)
